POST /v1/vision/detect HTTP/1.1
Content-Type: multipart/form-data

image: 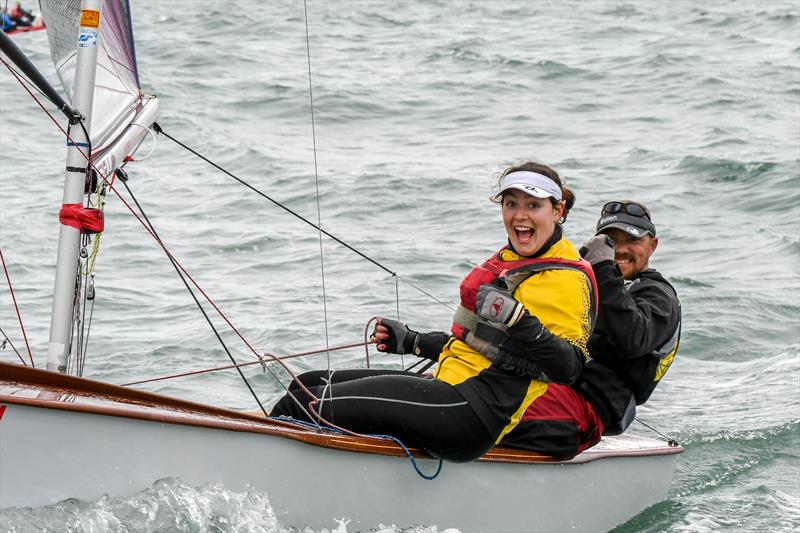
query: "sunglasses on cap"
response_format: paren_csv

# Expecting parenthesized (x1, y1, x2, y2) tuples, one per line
(602, 201, 652, 220)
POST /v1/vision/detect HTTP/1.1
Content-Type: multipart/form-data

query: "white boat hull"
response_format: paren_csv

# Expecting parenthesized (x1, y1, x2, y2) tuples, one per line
(0, 364, 680, 532)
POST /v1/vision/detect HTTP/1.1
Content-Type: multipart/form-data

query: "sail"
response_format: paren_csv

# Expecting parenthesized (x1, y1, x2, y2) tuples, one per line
(39, 0, 142, 152)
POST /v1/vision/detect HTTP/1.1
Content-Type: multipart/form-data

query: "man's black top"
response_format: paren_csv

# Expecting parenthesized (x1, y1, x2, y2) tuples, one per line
(575, 260, 680, 433)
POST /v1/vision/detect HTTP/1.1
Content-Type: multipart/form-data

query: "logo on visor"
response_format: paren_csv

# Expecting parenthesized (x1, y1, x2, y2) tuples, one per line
(626, 226, 640, 236)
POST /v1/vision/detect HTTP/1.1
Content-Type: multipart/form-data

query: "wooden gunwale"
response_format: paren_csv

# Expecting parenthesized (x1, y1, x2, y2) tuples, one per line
(0, 361, 682, 464)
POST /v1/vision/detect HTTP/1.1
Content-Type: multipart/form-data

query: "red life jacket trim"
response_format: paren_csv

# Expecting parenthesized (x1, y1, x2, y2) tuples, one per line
(59, 203, 104, 234)
(452, 247, 599, 342)
(459, 247, 598, 313)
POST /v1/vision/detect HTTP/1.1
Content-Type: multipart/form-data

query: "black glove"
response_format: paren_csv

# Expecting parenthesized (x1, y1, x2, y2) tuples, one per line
(374, 318, 419, 355)
(475, 284, 526, 327)
(579, 234, 615, 265)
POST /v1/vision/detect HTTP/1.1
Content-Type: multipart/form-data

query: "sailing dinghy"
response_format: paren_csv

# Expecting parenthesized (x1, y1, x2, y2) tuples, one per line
(0, 1, 682, 531)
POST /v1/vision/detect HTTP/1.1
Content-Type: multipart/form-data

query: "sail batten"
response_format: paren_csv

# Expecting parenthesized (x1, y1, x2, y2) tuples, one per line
(39, 0, 142, 151)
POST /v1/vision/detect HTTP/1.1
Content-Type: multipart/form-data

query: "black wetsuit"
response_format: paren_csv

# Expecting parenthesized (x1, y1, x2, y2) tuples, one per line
(271, 368, 493, 462)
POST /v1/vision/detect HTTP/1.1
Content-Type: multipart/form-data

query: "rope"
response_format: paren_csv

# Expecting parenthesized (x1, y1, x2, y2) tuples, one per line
(369, 434, 444, 480)
(120, 340, 370, 387)
(0, 248, 34, 366)
(271, 416, 443, 480)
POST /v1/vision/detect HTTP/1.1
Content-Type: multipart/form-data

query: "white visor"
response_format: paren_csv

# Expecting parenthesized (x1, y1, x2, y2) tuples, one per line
(495, 171, 562, 201)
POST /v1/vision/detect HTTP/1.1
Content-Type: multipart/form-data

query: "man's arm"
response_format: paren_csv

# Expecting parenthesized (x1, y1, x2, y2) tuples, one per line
(592, 261, 679, 358)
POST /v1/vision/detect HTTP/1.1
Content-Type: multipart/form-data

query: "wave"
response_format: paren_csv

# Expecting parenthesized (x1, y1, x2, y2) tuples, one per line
(676, 155, 778, 184)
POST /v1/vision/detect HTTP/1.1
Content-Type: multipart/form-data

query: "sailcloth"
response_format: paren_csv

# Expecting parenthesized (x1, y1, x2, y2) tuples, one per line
(39, 0, 142, 153)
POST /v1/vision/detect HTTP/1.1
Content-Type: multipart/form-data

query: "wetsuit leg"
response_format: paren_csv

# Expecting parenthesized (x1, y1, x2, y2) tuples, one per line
(498, 383, 604, 459)
(271, 374, 494, 462)
(287, 368, 411, 391)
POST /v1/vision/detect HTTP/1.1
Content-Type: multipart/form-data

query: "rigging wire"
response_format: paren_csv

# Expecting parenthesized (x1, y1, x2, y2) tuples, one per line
(80, 280, 96, 376)
(0, 325, 28, 366)
(302, 0, 334, 398)
(394, 276, 404, 368)
(634, 418, 679, 447)
(0, 247, 34, 366)
(153, 125, 455, 314)
(76, 251, 89, 376)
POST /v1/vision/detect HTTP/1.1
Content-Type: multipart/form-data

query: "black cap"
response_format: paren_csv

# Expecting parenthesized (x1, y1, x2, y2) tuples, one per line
(596, 212, 656, 238)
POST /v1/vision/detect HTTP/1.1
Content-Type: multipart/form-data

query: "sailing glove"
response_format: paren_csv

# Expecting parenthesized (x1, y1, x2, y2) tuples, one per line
(375, 318, 419, 355)
(579, 234, 616, 265)
(475, 284, 526, 327)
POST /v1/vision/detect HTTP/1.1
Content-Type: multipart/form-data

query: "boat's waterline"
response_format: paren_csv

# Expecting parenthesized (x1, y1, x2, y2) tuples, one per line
(0, 362, 681, 532)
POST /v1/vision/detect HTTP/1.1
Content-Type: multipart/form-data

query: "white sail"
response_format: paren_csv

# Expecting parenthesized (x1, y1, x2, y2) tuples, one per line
(39, 0, 142, 153)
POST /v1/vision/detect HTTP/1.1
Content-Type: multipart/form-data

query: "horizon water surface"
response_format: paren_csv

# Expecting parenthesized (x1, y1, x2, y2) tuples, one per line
(0, 1, 799, 532)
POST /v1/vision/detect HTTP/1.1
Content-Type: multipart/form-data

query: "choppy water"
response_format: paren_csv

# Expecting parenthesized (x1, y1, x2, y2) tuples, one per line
(1, 0, 799, 531)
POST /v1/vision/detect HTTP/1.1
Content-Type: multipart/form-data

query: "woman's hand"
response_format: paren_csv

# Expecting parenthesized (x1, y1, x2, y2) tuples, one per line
(370, 318, 419, 354)
(475, 284, 526, 327)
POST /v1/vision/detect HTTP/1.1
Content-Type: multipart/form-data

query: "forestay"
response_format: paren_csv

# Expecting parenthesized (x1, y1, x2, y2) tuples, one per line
(40, 0, 141, 153)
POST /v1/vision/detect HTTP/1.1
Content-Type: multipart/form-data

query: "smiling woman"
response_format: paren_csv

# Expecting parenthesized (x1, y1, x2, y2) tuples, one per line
(272, 160, 601, 461)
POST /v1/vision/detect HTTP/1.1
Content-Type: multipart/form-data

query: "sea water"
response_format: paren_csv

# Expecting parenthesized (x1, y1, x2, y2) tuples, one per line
(0, 1, 798, 531)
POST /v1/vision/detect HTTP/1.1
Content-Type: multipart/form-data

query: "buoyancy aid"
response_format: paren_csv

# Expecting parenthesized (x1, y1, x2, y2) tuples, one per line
(450, 247, 599, 368)
(586, 271, 682, 436)
(629, 273, 682, 401)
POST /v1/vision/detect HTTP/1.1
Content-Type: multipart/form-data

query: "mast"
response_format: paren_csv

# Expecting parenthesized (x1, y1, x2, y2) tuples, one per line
(46, 0, 103, 372)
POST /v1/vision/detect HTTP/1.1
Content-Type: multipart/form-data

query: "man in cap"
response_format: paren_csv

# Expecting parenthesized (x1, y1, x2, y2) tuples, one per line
(373, 200, 681, 455)
(566, 200, 681, 438)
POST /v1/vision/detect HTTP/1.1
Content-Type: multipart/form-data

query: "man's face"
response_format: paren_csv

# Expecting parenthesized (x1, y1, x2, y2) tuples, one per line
(603, 228, 658, 279)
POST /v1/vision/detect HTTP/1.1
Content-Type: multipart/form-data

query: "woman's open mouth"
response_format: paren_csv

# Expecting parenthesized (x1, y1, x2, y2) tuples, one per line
(515, 226, 534, 243)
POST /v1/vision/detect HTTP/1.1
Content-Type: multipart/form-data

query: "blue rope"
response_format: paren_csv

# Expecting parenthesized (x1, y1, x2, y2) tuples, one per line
(368, 433, 444, 480)
(269, 416, 444, 480)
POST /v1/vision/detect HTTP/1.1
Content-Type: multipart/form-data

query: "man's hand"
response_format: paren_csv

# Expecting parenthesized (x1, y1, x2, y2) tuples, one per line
(475, 284, 526, 327)
(579, 234, 615, 265)
(370, 318, 419, 355)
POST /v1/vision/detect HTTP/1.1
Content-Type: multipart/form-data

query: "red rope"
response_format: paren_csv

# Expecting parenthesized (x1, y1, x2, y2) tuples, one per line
(0, 248, 34, 366)
(121, 340, 371, 387)
(364, 316, 379, 368)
